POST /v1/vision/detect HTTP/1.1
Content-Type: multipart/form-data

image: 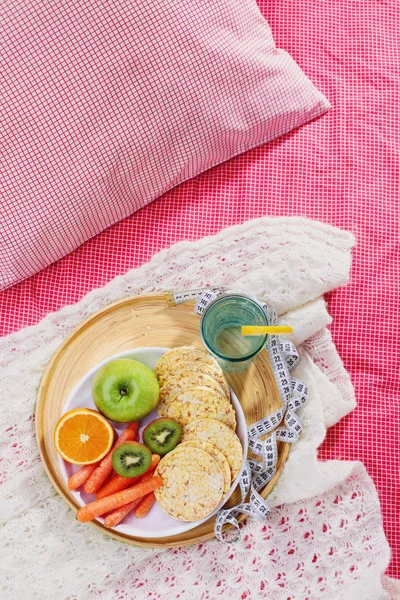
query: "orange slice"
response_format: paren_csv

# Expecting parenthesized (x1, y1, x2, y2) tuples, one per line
(54, 408, 114, 465)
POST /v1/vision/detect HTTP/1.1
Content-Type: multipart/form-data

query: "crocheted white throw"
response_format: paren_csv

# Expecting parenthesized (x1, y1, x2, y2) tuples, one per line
(0, 217, 398, 600)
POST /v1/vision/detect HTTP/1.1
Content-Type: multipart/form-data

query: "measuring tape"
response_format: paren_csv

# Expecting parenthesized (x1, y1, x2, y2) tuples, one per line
(163, 288, 309, 543)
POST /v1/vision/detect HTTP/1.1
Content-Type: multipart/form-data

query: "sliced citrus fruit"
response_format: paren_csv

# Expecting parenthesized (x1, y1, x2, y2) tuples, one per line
(54, 408, 114, 465)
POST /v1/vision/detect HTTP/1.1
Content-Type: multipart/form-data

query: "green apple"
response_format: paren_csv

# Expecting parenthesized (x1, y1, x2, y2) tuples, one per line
(92, 359, 159, 422)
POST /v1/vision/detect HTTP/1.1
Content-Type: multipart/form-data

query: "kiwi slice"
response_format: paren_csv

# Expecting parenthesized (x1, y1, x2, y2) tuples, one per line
(112, 442, 152, 477)
(143, 418, 182, 456)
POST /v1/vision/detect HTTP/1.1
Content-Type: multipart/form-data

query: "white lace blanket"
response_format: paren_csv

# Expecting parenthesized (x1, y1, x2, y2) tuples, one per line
(0, 217, 398, 600)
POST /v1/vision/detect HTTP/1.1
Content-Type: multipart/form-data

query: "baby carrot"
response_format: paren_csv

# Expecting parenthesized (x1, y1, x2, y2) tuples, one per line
(96, 454, 160, 500)
(76, 476, 162, 522)
(84, 422, 139, 494)
(103, 460, 160, 527)
(134, 492, 156, 518)
(104, 498, 141, 528)
(125, 422, 140, 436)
(68, 463, 99, 491)
(137, 463, 160, 484)
(97, 474, 140, 500)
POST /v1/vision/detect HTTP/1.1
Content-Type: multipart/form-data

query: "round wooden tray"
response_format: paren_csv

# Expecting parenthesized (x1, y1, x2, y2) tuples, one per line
(36, 293, 289, 548)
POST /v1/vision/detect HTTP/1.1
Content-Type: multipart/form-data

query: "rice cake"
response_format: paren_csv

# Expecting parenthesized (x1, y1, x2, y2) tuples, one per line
(155, 346, 217, 381)
(182, 418, 243, 480)
(165, 387, 236, 429)
(158, 372, 229, 416)
(178, 440, 231, 495)
(154, 447, 224, 521)
(167, 360, 230, 398)
(160, 370, 229, 403)
(155, 346, 225, 385)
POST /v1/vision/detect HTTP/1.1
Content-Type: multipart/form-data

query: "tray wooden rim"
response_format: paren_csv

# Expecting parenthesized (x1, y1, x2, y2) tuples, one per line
(35, 294, 289, 548)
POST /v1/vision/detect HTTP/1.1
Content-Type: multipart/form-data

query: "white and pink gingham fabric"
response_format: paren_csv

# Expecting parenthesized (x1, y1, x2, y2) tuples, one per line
(0, 0, 329, 289)
(0, 0, 399, 580)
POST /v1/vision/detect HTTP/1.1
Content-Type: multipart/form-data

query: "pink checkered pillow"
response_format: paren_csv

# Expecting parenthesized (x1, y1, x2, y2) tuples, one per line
(1, 0, 330, 290)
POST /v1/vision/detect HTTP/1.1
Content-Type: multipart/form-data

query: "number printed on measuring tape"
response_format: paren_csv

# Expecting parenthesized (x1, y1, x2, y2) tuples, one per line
(164, 287, 226, 308)
(194, 290, 219, 315)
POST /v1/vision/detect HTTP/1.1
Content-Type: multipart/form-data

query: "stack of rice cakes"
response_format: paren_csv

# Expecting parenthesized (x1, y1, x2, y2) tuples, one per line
(154, 347, 243, 522)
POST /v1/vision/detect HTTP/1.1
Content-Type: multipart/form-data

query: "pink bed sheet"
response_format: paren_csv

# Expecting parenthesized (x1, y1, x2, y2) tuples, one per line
(1, 0, 399, 577)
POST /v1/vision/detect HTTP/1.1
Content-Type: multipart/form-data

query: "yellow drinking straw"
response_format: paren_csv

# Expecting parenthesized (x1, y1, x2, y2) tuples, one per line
(241, 325, 293, 336)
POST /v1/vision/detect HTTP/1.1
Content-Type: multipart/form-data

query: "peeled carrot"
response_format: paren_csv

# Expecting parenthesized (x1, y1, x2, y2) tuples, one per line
(97, 473, 140, 500)
(76, 476, 162, 522)
(134, 492, 156, 518)
(68, 463, 99, 491)
(84, 422, 139, 494)
(103, 461, 160, 527)
(104, 498, 141, 528)
(96, 454, 160, 500)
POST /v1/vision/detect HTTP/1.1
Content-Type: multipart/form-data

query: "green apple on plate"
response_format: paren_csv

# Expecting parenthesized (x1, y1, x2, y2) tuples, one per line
(93, 358, 159, 422)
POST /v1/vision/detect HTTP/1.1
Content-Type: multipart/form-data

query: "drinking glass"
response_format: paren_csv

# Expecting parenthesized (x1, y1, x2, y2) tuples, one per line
(200, 293, 268, 372)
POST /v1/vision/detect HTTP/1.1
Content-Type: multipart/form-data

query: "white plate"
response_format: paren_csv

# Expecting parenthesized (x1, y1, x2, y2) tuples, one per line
(60, 347, 248, 538)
